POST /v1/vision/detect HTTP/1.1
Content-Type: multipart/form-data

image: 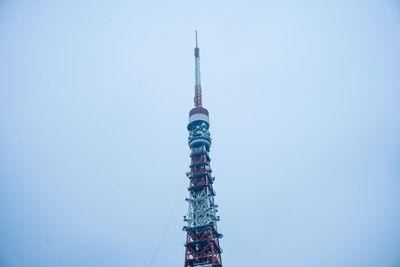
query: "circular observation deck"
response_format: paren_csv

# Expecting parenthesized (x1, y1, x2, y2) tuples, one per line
(188, 107, 211, 149)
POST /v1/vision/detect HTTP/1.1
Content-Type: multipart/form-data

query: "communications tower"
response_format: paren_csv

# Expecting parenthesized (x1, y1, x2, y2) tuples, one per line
(183, 31, 223, 267)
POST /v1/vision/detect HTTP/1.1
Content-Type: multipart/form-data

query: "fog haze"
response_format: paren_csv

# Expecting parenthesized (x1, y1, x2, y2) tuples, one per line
(1, 1, 400, 266)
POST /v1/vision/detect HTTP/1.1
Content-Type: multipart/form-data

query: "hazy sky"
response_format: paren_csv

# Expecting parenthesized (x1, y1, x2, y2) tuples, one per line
(1, 1, 400, 266)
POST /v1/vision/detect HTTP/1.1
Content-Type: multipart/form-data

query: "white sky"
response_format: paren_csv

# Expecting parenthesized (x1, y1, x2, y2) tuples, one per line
(1, 0, 400, 266)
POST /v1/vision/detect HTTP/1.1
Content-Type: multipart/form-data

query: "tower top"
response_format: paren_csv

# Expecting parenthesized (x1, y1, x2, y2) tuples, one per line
(189, 31, 209, 127)
(193, 30, 202, 107)
(195, 30, 198, 47)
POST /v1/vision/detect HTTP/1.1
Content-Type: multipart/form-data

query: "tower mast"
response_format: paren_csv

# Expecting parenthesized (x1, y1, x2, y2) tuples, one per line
(183, 32, 223, 267)
(194, 30, 202, 107)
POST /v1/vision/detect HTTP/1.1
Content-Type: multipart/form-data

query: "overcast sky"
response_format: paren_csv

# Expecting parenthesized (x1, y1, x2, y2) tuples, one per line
(1, 0, 400, 266)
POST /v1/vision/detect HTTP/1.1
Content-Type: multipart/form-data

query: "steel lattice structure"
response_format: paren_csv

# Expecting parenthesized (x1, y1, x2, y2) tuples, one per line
(183, 31, 223, 267)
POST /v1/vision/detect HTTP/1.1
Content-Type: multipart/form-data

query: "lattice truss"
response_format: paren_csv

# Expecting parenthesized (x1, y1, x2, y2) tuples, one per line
(183, 131, 222, 267)
(184, 145, 219, 227)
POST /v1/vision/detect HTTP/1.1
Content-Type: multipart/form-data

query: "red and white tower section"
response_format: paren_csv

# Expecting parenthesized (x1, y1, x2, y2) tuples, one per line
(183, 32, 223, 267)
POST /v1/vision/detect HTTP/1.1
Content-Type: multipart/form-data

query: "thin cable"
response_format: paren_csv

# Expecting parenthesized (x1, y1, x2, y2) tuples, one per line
(148, 181, 186, 267)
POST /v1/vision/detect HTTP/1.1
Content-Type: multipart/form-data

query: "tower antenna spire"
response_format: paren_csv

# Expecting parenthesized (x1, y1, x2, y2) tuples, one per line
(194, 30, 202, 107)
